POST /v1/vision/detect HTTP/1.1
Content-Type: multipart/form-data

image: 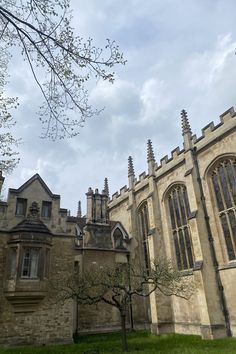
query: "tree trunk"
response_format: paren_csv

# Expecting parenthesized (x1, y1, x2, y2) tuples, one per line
(120, 312, 128, 352)
(73, 298, 79, 342)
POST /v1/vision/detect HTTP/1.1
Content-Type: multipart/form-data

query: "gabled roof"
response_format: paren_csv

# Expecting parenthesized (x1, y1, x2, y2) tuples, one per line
(109, 221, 130, 241)
(9, 174, 60, 199)
(67, 216, 87, 230)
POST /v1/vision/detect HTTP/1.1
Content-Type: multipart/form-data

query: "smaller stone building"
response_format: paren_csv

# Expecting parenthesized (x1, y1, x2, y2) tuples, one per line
(0, 174, 140, 345)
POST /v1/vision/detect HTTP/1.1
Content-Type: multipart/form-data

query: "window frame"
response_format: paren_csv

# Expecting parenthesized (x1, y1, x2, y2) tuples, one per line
(15, 198, 27, 216)
(137, 201, 150, 271)
(166, 184, 194, 271)
(21, 247, 40, 279)
(41, 201, 52, 218)
(210, 157, 236, 262)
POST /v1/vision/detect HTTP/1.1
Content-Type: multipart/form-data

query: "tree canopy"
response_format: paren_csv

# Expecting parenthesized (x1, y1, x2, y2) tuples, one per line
(0, 1, 126, 141)
(54, 260, 194, 351)
(0, 48, 20, 173)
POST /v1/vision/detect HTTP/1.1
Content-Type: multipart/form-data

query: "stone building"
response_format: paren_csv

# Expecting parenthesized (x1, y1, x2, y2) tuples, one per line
(0, 106, 236, 344)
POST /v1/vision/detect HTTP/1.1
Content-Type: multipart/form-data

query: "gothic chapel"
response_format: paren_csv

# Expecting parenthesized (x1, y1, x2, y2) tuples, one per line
(0, 107, 236, 345)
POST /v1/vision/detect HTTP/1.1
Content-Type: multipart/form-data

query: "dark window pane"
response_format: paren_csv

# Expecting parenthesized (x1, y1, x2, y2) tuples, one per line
(212, 173, 224, 211)
(143, 242, 150, 270)
(168, 185, 194, 270)
(228, 210, 236, 249)
(173, 231, 181, 270)
(178, 187, 187, 225)
(41, 201, 52, 218)
(113, 228, 124, 249)
(219, 165, 232, 209)
(178, 229, 188, 270)
(173, 189, 181, 227)
(21, 248, 39, 278)
(168, 197, 176, 229)
(220, 214, 235, 260)
(138, 203, 150, 270)
(183, 188, 191, 217)
(226, 161, 236, 205)
(184, 227, 194, 268)
(15, 198, 27, 216)
(144, 205, 149, 234)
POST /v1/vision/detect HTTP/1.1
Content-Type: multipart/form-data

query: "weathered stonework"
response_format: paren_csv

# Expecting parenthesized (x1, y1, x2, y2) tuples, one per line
(0, 107, 236, 345)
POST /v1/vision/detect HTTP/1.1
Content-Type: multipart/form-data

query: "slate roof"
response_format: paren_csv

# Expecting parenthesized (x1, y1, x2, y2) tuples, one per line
(10, 217, 51, 234)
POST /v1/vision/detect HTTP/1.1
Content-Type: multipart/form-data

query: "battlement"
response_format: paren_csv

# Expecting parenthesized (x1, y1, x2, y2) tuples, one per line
(135, 171, 147, 185)
(193, 106, 236, 149)
(109, 107, 236, 207)
(110, 185, 129, 202)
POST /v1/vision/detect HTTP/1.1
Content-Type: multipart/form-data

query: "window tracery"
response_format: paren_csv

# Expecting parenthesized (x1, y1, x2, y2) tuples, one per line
(211, 158, 236, 260)
(167, 185, 194, 270)
(138, 202, 150, 270)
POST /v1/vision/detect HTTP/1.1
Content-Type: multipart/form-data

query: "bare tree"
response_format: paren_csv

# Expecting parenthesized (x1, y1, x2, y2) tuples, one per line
(0, 1, 126, 140)
(55, 260, 194, 352)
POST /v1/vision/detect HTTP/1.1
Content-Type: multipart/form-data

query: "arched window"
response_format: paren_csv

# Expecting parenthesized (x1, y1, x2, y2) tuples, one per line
(138, 202, 150, 270)
(167, 185, 194, 270)
(113, 228, 125, 249)
(211, 158, 236, 260)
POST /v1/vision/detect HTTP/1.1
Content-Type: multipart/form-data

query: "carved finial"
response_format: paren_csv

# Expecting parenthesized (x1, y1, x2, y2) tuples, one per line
(104, 177, 109, 196)
(147, 139, 155, 163)
(128, 156, 135, 177)
(28, 201, 40, 218)
(77, 201, 82, 217)
(181, 109, 192, 136)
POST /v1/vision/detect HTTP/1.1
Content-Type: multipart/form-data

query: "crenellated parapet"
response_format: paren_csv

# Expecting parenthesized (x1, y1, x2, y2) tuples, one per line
(108, 107, 236, 208)
(193, 107, 236, 151)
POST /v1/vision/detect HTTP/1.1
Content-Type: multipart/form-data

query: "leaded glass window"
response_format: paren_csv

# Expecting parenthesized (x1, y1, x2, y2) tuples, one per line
(21, 248, 39, 278)
(168, 185, 194, 270)
(211, 158, 236, 260)
(138, 202, 150, 270)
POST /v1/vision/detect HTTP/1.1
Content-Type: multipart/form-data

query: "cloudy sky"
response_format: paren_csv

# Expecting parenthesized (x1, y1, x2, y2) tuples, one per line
(3, 0, 236, 215)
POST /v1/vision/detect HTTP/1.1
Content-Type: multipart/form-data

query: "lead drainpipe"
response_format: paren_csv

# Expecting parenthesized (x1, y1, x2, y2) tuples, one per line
(191, 146, 231, 337)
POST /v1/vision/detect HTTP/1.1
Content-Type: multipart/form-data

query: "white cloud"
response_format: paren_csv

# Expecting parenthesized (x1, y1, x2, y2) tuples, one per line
(184, 33, 236, 90)
(3, 1, 236, 214)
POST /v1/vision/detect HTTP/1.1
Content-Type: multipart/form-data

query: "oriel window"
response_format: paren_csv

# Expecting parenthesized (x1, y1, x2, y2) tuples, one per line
(168, 185, 194, 270)
(211, 158, 236, 260)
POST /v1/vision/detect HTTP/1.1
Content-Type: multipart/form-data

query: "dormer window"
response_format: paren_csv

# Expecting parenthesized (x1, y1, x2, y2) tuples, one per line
(41, 201, 52, 218)
(15, 198, 27, 216)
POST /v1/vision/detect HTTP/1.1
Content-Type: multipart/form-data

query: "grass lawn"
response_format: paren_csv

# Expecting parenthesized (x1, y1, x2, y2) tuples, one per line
(1, 331, 236, 354)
